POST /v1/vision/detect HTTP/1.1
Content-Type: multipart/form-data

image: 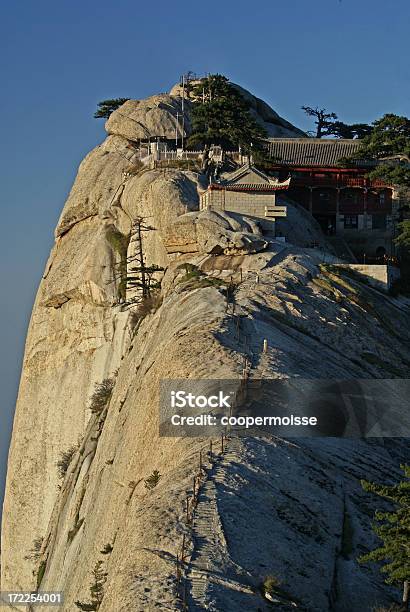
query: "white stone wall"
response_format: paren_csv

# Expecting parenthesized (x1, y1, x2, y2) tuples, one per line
(333, 264, 400, 292)
(200, 189, 276, 219)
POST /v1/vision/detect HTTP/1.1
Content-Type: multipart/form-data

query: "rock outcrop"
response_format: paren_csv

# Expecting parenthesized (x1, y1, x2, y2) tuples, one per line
(231, 83, 306, 138)
(163, 210, 268, 255)
(2, 85, 409, 612)
(106, 95, 191, 142)
(169, 80, 305, 138)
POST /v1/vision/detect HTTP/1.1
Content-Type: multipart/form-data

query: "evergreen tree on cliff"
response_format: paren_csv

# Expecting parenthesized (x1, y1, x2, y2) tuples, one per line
(187, 74, 267, 155)
(359, 465, 410, 610)
(301, 106, 338, 138)
(355, 114, 410, 290)
(301, 105, 372, 139)
(94, 98, 129, 118)
(356, 114, 410, 188)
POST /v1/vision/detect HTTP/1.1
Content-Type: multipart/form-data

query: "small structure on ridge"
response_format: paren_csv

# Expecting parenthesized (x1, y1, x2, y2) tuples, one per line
(200, 163, 290, 232)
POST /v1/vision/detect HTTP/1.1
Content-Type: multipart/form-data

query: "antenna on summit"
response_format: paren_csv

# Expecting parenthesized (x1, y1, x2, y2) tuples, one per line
(181, 74, 185, 150)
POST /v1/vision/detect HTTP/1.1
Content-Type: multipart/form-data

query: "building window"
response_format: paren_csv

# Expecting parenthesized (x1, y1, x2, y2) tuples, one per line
(344, 215, 358, 229)
(379, 191, 386, 205)
(343, 190, 359, 204)
(319, 191, 330, 200)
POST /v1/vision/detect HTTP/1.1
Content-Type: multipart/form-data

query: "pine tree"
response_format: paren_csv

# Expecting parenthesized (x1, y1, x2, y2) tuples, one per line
(94, 98, 129, 119)
(348, 113, 410, 291)
(359, 465, 410, 610)
(357, 114, 410, 165)
(109, 219, 164, 306)
(125, 218, 164, 299)
(301, 105, 372, 139)
(328, 120, 373, 139)
(301, 106, 338, 138)
(396, 221, 410, 250)
(353, 114, 410, 191)
(187, 74, 267, 155)
(75, 560, 108, 610)
(144, 470, 161, 490)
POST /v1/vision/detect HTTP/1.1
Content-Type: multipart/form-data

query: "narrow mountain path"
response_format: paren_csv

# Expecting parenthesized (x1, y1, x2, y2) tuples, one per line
(185, 438, 266, 611)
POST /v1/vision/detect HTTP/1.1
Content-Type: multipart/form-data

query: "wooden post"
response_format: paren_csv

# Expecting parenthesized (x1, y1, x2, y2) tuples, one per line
(336, 188, 340, 233)
(210, 439, 213, 461)
(199, 450, 202, 473)
(186, 497, 190, 523)
(402, 579, 409, 609)
(134, 218, 148, 298)
(183, 580, 187, 610)
(221, 433, 224, 454)
(176, 553, 180, 581)
(181, 534, 186, 563)
(193, 476, 196, 500)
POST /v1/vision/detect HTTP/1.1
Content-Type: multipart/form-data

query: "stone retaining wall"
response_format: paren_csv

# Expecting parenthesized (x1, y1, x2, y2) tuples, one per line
(333, 264, 400, 292)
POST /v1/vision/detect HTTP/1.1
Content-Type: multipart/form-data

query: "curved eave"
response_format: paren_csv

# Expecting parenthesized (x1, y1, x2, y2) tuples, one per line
(209, 183, 290, 192)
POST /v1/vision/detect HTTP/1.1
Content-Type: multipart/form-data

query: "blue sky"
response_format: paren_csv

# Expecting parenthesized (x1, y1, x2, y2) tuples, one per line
(0, 0, 409, 510)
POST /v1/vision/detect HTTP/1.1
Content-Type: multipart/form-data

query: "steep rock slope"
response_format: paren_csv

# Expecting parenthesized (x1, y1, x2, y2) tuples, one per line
(29, 250, 410, 611)
(1, 114, 274, 594)
(105, 95, 192, 142)
(2, 88, 409, 611)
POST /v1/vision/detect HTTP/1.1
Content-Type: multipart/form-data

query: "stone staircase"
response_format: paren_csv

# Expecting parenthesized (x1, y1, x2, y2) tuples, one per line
(187, 478, 218, 609)
(214, 438, 243, 484)
(186, 438, 247, 610)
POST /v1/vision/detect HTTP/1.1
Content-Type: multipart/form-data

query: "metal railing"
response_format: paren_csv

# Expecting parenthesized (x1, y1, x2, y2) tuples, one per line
(292, 176, 390, 189)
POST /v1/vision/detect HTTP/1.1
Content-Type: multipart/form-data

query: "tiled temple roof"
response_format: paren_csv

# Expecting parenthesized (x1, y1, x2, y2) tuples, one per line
(267, 138, 363, 167)
(209, 180, 290, 192)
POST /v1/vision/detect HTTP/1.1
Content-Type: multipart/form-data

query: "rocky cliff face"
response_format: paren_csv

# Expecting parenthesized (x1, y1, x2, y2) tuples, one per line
(2, 88, 409, 612)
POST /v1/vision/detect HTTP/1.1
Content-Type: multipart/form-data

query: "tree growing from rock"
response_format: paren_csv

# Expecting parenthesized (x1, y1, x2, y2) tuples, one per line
(24, 537, 43, 562)
(89, 378, 115, 414)
(108, 220, 164, 306)
(56, 445, 78, 479)
(75, 560, 108, 611)
(106, 227, 130, 301)
(144, 470, 161, 490)
(359, 465, 410, 610)
(94, 98, 129, 119)
(187, 74, 267, 155)
(126, 218, 164, 299)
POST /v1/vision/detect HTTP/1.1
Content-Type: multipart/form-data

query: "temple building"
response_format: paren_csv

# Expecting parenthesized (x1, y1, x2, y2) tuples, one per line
(200, 163, 289, 231)
(267, 138, 398, 259)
